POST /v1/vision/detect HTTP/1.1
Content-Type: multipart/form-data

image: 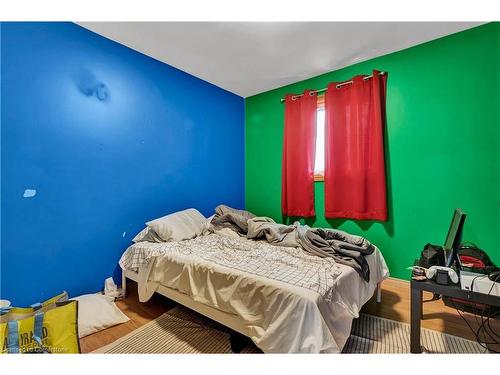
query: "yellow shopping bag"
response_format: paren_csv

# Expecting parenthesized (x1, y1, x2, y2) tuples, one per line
(0, 292, 80, 354)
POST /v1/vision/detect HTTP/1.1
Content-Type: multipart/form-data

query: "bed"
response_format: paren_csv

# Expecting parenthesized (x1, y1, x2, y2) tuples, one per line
(120, 230, 389, 353)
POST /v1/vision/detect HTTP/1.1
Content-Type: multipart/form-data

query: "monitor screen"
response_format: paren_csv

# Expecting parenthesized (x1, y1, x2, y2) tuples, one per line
(444, 208, 466, 268)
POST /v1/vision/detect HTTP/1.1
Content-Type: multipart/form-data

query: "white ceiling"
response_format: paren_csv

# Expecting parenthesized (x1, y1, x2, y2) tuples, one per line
(78, 22, 483, 97)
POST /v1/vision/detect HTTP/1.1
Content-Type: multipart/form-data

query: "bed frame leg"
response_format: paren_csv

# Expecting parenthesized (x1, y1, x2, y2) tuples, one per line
(122, 271, 127, 298)
(376, 282, 382, 303)
(229, 332, 251, 353)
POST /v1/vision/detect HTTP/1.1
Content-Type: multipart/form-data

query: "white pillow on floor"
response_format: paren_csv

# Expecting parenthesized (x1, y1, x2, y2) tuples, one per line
(71, 294, 129, 338)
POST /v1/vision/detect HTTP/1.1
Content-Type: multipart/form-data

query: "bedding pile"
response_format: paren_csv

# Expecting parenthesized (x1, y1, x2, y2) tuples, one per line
(213, 205, 375, 281)
(297, 227, 374, 282)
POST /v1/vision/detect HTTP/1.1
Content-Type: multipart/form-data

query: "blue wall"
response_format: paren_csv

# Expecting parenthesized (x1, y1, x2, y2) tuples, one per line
(0, 22, 245, 305)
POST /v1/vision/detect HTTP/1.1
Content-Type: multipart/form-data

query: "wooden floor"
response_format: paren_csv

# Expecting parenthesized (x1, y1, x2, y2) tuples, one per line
(80, 283, 176, 353)
(80, 278, 499, 353)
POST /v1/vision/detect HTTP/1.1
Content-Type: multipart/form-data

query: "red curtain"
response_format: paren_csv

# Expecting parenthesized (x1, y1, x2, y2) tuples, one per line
(282, 90, 317, 217)
(324, 70, 388, 221)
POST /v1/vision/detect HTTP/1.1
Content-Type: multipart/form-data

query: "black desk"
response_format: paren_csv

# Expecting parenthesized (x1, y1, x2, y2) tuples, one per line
(410, 279, 500, 353)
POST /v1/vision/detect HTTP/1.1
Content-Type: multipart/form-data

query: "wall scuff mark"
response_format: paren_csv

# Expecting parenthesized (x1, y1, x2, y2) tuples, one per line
(23, 189, 37, 198)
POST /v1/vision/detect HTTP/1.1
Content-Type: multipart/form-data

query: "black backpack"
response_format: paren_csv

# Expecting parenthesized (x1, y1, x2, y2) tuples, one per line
(458, 242, 497, 274)
(443, 243, 498, 313)
(418, 243, 446, 268)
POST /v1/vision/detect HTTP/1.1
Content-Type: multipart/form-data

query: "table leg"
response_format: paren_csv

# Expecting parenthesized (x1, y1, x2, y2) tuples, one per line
(122, 272, 127, 297)
(410, 285, 422, 353)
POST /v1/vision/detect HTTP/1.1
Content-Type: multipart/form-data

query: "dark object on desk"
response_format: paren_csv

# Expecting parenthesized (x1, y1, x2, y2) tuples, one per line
(417, 209, 466, 271)
(418, 243, 445, 268)
(436, 268, 452, 285)
(459, 243, 497, 275)
(443, 208, 466, 269)
(489, 270, 500, 283)
(434, 208, 465, 300)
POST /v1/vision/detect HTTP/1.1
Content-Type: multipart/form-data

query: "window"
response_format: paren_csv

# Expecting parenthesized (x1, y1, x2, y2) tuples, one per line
(314, 97, 325, 181)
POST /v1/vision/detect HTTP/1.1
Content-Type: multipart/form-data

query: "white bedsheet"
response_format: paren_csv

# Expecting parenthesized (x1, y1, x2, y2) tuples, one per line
(119, 232, 389, 353)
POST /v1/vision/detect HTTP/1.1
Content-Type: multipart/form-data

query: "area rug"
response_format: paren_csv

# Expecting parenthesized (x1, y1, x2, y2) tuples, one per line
(344, 313, 486, 353)
(92, 305, 486, 354)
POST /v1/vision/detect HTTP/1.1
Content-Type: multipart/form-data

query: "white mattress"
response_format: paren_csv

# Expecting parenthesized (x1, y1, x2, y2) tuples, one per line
(119, 232, 389, 353)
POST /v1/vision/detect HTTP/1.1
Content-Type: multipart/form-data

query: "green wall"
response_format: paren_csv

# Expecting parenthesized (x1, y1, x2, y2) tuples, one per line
(245, 23, 500, 280)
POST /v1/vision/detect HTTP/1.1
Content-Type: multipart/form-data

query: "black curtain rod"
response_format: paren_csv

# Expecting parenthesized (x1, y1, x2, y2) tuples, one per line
(280, 71, 386, 103)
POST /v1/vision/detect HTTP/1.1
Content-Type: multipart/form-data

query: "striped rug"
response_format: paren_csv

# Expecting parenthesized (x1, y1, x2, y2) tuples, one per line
(92, 305, 485, 354)
(344, 313, 485, 353)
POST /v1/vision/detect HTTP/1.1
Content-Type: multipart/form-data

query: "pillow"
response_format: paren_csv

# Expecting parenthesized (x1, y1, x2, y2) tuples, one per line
(204, 214, 215, 233)
(146, 208, 208, 242)
(132, 226, 163, 243)
(70, 294, 129, 338)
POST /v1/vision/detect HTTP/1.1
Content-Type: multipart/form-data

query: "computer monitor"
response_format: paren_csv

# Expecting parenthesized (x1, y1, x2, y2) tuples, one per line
(444, 208, 466, 268)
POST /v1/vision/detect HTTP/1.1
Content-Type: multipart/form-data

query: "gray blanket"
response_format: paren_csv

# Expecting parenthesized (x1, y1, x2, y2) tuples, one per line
(210, 204, 256, 235)
(297, 227, 374, 282)
(247, 216, 299, 248)
(210, 205, 374, 282)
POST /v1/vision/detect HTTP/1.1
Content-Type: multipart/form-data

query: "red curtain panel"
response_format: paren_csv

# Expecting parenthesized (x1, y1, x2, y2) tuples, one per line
(282, 90, 317, 217)
(324, 70, 388, 221)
